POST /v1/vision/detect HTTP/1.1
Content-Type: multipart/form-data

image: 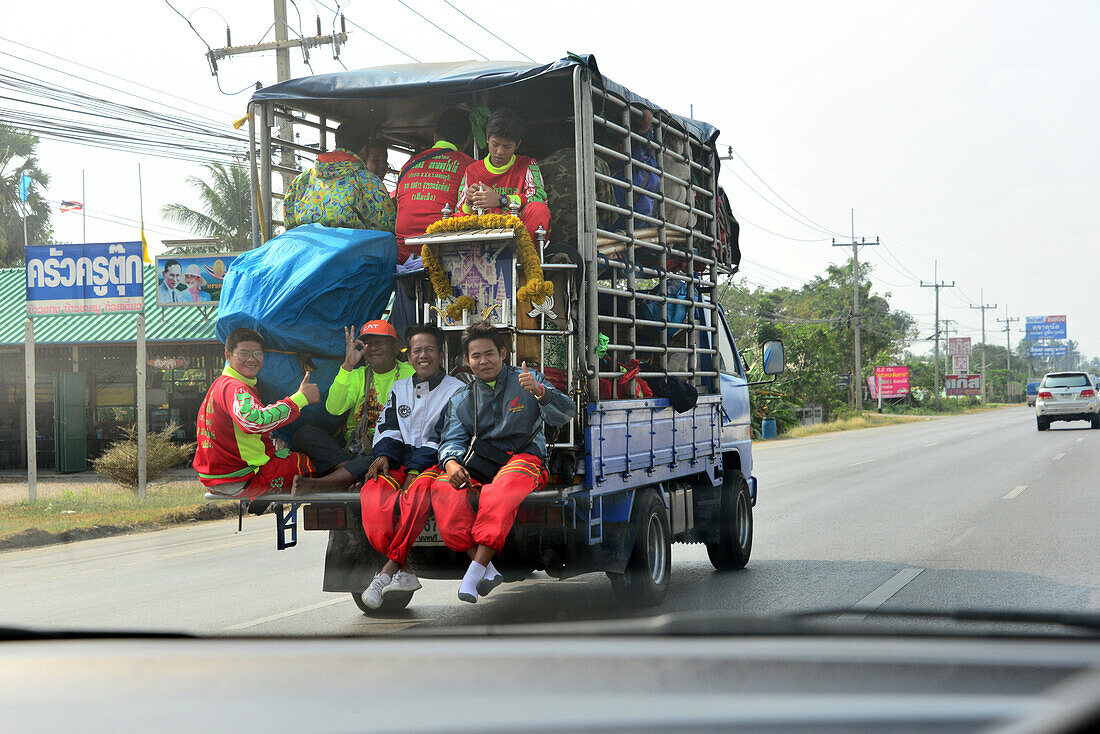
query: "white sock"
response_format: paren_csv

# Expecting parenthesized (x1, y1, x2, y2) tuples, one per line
(485, 561, 501, 580)
(459, 561, 486, 602)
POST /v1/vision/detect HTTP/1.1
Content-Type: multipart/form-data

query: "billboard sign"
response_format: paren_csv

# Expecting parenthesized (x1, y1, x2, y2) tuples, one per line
(873, 365, 910, 398)
(947, 337, 972, 356)
(951, 355, 970, 375)
(946, 374, 982, 396)
(1026, 315, 1067, 339)
(25, 242, 144, 317)
(155, 253, 238, 307)
(1028, 345, 1069, 358)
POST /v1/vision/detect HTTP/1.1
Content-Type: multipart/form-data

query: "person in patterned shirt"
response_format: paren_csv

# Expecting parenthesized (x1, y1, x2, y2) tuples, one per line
(283, 124, 396, 233)
(457, 108, 551, 242)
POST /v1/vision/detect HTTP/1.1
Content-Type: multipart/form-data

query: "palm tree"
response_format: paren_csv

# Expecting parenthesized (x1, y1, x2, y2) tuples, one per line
(162, 162, 253, 250)
(0, 124, 52, 266)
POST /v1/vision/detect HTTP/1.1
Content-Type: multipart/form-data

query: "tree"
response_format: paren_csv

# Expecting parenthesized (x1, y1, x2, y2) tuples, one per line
(161, 162, 253, 250)
(0, 124, 52, 265)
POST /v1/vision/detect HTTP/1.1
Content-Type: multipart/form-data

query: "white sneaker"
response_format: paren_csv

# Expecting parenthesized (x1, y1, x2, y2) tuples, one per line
(383, 570, 422, 596)
(361, 573, 390, 610)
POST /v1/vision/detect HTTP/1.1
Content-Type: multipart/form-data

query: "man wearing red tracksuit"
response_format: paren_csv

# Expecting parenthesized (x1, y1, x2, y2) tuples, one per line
(194, 328, 321, 499)
(457, 108, 551, 243)
(357, 325, 465, 609)
(432, 322, 576, 604)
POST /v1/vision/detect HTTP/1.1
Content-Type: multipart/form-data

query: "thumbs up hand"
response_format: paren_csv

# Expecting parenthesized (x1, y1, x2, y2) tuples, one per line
(517, 361, 545, 399)
(298, 371, 321, 405)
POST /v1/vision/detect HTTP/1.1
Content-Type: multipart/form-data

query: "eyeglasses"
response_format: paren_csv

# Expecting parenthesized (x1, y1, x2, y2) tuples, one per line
(232, 350, 265, 360)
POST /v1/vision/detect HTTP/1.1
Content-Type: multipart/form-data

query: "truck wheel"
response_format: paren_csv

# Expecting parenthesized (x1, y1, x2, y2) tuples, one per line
(350, 590, 413, 615)
(607, 489, 671, 607)
(1037, 417, 1049, 431)
(1091, 415, 1099, 430)
(706, 470, 753, 571)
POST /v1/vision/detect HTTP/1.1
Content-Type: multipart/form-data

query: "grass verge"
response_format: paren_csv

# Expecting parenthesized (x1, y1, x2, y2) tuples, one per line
(0, 480, 234, 551)
(780, 413, 927, 439)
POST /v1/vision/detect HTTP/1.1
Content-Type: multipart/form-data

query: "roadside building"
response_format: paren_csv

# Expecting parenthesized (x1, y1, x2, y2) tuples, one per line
(0, 265, 222, 471)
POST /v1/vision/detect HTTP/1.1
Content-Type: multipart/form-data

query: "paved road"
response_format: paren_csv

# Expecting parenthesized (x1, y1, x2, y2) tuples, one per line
(2, 406, 1096, 636)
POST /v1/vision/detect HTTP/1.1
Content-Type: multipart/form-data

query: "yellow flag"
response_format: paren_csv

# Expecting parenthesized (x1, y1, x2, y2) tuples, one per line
(141, 228, 152, 264)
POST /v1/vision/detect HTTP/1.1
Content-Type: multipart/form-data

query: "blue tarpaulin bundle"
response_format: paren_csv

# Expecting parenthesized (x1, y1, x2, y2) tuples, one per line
(215, 224, 397, 436)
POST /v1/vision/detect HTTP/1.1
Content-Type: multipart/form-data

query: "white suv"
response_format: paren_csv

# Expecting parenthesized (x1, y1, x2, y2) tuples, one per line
(1035, 371, 1100, 431)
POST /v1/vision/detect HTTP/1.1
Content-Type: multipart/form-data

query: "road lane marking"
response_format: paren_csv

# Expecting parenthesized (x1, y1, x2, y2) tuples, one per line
(1053, 453, 1066, 461)
(850, 459, 874, 466)
(1003, 485, 1028, 500)
(1077, 437, 1086, 442)
(224, 597, 347, 631)
(840, 567, 924, 621)
(968, 431, 980, 435)
(945, 526, 977, 547)
(923, 442, 939, 447)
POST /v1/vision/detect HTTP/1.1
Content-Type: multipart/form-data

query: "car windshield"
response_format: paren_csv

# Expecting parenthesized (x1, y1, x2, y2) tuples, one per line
(1042, 375, 1090, 388)
(2, 1, 1098, 651)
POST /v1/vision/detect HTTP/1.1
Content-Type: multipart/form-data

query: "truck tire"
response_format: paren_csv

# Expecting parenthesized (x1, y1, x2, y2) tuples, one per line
(705, 470, 753, 571)
(350, 590, 413, 615)
(607, 489, 671, 607)
(1037, 417, 1049, 431)
(1091, 415, 1099, 430)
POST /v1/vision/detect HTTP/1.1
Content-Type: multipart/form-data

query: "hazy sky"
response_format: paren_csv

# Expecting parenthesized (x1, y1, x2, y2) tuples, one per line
(4, 1, 1098, 355)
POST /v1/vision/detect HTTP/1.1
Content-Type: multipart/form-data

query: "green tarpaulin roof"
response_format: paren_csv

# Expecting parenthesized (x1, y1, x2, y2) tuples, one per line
(0, 266, 218, 346)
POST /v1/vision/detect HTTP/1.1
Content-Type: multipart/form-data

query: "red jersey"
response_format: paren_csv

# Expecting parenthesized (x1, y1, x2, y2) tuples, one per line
(457, 154, 547, 218)
(194, 365, 307, 486)
(394, 142, 473, 262)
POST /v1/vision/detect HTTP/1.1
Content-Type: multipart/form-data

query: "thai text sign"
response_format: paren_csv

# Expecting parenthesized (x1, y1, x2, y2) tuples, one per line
(1028, 345, 1068, 358)
(26, 242, 144, 316)
(873, 365, 910, 398)
(951, 355, 970, 375)
(946, 374, 982, 396)
(1026, 315, 1067, 339)
(947, 337, 971, 356)
(155, 253, 239, 307)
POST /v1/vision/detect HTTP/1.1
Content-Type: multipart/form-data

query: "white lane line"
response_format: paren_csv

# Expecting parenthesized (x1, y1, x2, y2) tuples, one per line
(1077, 437, 1086, 443)
(968, 430, 980, 435)
(923, 441, 939, 447)
(1053, 452, 1066, 461)
(945, 526, 977, 547)
(850, 459, 874, 466)
(1002, 485, 1028, 500)
(224, 597, 347, 631)
(840, 567, 924, 621)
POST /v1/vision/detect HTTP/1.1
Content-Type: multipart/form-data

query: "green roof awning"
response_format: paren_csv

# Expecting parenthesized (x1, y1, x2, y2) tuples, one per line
(0, 266, 218, 346)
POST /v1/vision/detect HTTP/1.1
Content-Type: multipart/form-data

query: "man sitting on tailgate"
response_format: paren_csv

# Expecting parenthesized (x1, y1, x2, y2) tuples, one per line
(456, 108, 550, 242)
(292, 320, 415, 494)
(194, 328, 321, 498)
(283, 124, 396, 233)
(357, 324, 465, 609)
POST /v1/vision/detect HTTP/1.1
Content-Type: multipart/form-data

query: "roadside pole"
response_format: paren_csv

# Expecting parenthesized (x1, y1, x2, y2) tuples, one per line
(136, 312, 147, 500)
(877, 371, 882, 412)
(831, 209, 878, 415)
(970, 290, 996, 404)
(24, 318, 36, 502)
(921, 260, 954, 408)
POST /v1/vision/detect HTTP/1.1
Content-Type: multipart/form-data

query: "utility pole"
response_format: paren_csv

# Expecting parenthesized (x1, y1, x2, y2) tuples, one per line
(920, 260, 954, 408)
(831, 208, 879, 414)
(970, 289, 996, 403)
(996, 309, 1019, 373)
(941, 319, 958, 376)
(205, 3, 348, 187)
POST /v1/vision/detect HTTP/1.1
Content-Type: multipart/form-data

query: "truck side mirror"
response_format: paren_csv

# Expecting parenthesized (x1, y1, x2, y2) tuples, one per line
(762, 340, 785, 375)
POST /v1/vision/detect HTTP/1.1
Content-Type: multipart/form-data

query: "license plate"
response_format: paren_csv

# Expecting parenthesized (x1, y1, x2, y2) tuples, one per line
(414, 517, 445, 546)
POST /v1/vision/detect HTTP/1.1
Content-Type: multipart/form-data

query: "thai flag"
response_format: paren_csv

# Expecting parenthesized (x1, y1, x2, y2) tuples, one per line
(60, 200, 83, 212)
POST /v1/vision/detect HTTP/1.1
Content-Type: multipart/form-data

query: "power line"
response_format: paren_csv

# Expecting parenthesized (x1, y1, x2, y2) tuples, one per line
(722, 167, 840, 238)
(393, 0, 488, 60)
(726, 147, 846, 237)
(440, 0, 536, 62)
(312, 0, 420, 61)
(732, 210, 832, 243)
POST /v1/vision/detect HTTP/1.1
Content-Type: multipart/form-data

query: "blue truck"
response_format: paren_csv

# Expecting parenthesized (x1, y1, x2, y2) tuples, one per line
(213, 55, 783, 611)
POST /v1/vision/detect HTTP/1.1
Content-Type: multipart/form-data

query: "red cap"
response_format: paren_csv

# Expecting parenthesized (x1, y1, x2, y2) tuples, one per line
(357, 320, 397, 340)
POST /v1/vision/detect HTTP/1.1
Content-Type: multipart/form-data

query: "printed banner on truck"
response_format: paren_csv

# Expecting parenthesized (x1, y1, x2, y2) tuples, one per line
(25, 242, 144, 316)
(873, 365, 910, 398)
(155, 253, 239, 307)
(1025, 315, 1067, 339)
(951, 355, 970, 375)
(946, 374, 982, 396)
(947, 337, 972, 356)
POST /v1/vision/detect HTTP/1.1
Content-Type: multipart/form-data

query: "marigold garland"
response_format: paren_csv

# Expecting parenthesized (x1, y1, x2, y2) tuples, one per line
(421, 213, 550, 317)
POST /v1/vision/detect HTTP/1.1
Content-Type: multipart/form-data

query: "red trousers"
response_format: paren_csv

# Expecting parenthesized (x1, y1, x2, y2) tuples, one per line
(360, 465, 439, 565)
(520, 201, 551, 244)
(240, 450, 314, 499)
(430, 453, 547, 553)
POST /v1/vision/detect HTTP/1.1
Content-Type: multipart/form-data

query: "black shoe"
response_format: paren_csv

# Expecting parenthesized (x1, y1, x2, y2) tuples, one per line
(247, 500, 270, 516)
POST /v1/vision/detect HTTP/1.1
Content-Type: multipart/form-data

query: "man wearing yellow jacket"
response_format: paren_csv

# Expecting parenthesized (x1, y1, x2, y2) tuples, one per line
(293, 320, 414, 494)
